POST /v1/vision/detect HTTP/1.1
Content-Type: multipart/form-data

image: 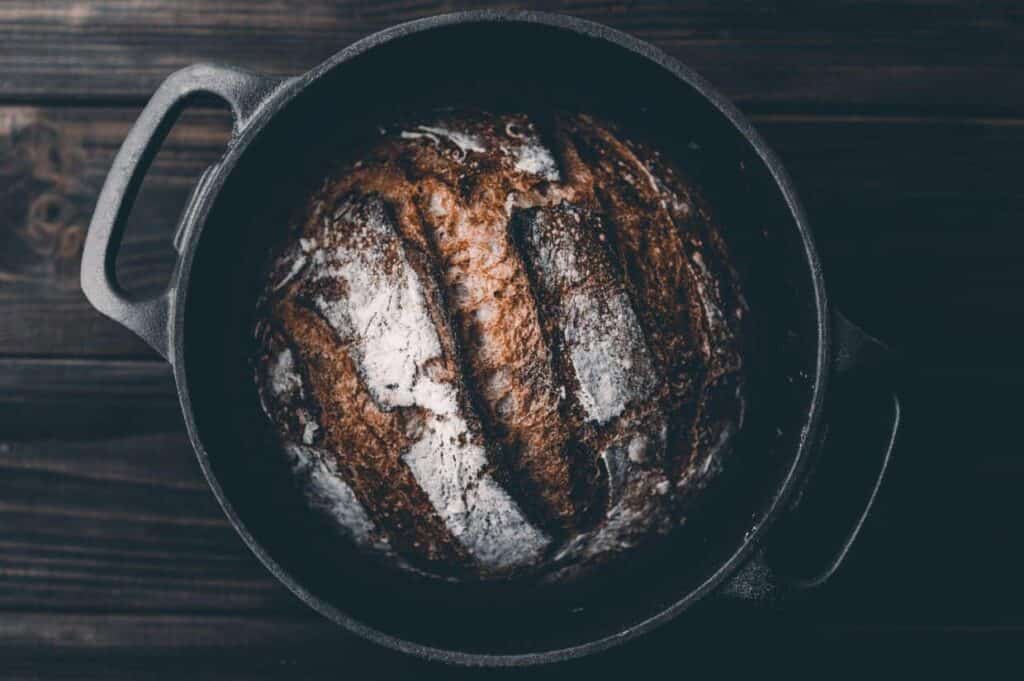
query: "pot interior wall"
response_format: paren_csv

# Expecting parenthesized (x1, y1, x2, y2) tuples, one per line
(182, 19, 822, 656)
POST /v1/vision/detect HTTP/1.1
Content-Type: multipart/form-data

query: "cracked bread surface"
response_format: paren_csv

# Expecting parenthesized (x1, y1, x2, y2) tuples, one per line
(253, 110, 746, 581)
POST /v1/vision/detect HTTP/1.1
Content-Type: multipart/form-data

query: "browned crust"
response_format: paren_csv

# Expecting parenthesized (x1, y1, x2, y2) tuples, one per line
(558, 115, 706, 402)
(270, 294, 469, 567)
(254, 110, 747, 575)
(558, 114, 746, 491)
(306, 122, 586, 534)
(510, 202, 666, 519)
(415, 179, 581, 533)
(637, 142, 747, 489)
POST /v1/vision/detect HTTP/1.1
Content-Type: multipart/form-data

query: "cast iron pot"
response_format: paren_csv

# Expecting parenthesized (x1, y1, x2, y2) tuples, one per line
(81, 10, 900, 666)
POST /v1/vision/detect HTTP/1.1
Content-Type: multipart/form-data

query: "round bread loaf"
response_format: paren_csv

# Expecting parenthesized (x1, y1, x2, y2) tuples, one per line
(252, 111, 746, 582)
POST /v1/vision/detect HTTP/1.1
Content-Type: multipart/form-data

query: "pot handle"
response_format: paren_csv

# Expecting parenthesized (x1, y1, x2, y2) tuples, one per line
(722, 311, 901, 599)
(80, 64, 283, 360)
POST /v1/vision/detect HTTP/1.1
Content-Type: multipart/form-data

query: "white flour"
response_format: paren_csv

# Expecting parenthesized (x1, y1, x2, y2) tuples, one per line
(308, 196, 549, 569)
(401, 125, 485, 155)
(272, 253, 307, 291)
(268, 348, 303, 399)
(523, 207, 656, 424)
(564, 291, 655, 424)
(284, 443, 380, 547)
(513, 141, 560, 181)
(690, 250, 728, 338)
(257, 112, 743, 579)
(300, 414, 319, 445)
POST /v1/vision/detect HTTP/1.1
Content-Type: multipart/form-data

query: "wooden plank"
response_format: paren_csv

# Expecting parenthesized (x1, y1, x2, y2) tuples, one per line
(0, 358, 177, 440)
(0, 357, 291, 614)
(0, 613, 330, 652)
(0, 105, 232, 359)
(0, 1, 1022, 115)
(0, 613, 428, 680)
(2, 105, 1022, 361)
(0, 431, 303, 614)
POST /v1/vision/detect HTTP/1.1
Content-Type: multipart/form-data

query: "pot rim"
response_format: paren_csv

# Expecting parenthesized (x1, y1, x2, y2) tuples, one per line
(170, 9, 830, 666)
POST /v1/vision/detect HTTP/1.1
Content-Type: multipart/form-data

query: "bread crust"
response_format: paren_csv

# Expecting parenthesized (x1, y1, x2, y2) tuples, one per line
(253, 111, 746, 580)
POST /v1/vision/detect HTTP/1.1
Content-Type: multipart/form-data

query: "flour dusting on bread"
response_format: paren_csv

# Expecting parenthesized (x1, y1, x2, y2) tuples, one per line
(253, 110, 746, 582)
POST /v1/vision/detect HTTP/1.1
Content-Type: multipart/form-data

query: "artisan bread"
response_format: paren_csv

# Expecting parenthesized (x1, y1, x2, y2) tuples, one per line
(252, 111, 746, 581)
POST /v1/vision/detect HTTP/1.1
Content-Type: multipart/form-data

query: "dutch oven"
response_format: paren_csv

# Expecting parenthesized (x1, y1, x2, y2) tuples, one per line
(81, 11, 900, 666)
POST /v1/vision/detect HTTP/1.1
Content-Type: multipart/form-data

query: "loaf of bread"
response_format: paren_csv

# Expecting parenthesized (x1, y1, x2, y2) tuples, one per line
(252, 111, 746, 581)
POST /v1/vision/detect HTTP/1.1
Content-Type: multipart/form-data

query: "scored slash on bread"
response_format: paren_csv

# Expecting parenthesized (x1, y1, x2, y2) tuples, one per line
(511, 202, 674, 568)
(412, 176, 582, 535)
(561, 115, 746, 492)
(253, 111, 746, 581)
(256, 296, 471, 568)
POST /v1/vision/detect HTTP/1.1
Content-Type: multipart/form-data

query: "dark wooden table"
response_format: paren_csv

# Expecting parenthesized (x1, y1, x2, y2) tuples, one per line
(1, 1, 1021, 677)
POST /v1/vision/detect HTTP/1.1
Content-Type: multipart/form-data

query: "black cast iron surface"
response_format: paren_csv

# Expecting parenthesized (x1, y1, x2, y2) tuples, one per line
(0, 0, 1021, 677)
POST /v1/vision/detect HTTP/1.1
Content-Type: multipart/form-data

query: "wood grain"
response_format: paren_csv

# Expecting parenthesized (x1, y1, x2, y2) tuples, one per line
(0, 358, 176, 439)
(0, 357, 286, 615)
(0, 1, 1022, 116)
(0, 105, 232, 358)
(0, 430, 298, 614)
(0, 613, 432, 680)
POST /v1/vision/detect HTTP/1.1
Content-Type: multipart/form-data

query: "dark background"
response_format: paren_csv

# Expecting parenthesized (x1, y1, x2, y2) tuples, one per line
(0, 1, 1021, 677)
